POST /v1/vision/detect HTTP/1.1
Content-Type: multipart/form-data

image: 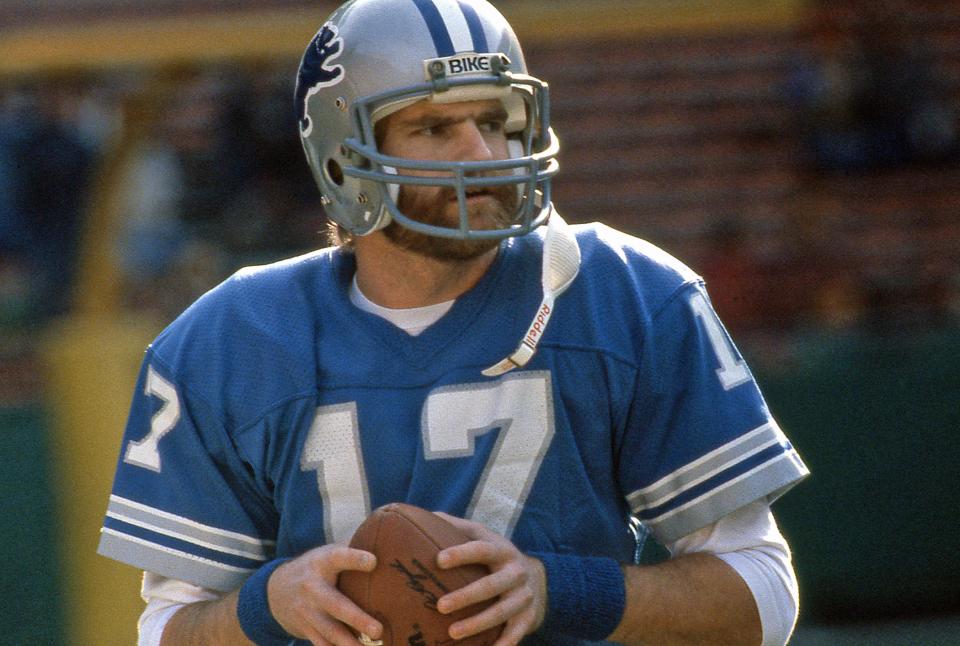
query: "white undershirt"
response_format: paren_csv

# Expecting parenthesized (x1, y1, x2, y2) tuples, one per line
(136, 284, 800, 646)
(349, 275, 455, 336)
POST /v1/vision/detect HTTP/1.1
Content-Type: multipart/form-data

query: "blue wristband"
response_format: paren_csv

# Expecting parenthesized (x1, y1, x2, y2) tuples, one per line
(529, 552, 625, 640)
(237, 557, 294, 646)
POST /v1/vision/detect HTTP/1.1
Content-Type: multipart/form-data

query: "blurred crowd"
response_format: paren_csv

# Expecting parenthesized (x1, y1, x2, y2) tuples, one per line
(1, 1, 959, 392)
(682, 0, 960, 356)
(787, 2, 958, 171)
(0, 65, 324, 330)
(112, 65, 323, 318)
(0, 77, 101, 325)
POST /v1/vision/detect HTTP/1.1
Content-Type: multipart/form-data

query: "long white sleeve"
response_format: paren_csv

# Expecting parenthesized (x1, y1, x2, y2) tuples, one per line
(665, 500, 799, 646)
(137, 572, 224, 646)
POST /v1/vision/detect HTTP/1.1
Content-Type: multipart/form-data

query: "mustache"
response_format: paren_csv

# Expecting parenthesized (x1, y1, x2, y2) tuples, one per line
(438, 176, 518, 204)
(390, 168, 517, 202)
(393, 171, 521, 230)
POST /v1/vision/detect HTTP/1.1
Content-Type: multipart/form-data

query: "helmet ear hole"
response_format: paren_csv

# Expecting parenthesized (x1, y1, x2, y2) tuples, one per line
(326, 159, 345, 186)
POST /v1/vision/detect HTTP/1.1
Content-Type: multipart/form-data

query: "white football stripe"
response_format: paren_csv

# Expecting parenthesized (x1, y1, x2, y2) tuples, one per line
(432, 0, 474, 53)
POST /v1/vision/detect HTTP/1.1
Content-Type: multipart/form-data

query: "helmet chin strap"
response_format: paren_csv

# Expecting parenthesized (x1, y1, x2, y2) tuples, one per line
(507, 139, 526, 205)
(482, 207, 581, 377)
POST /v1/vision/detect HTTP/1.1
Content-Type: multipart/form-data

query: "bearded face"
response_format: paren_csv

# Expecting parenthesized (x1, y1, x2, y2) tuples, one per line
(384, 177, 519, 261)
(374, 98, 525, 261)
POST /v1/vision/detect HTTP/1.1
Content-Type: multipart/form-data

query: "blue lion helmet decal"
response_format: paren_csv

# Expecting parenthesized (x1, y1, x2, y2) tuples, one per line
(296, 23, 345, 137)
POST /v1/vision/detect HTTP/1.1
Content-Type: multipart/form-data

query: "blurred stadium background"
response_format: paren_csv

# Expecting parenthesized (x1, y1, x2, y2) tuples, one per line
(1, 0, 959, 644)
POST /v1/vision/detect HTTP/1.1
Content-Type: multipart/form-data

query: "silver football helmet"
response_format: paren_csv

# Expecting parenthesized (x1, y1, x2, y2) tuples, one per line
(296, 0, 559, 240)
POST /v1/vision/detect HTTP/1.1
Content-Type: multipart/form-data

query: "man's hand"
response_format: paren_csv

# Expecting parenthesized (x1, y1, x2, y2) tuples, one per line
(433, 513, 548, 646)
(268, 544, 382, 646)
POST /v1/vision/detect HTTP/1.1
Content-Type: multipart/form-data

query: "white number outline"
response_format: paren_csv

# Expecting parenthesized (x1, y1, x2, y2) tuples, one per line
(688, 290, 751, 390)
(300, 402, 372, 544)
(303, 372, 555, 540)
(125, 366, 556, 540)
(422, 372, 555, 538)
(124, 366, 181, 472)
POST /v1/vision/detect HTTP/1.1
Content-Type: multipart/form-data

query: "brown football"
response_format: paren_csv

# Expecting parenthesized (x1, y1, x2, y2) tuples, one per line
(338, 503, 502, 646)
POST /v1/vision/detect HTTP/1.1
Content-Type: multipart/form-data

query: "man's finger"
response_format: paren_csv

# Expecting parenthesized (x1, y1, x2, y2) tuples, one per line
(319, 587, 384, 641)
(438, 539, 514, 569)
(434, 512, 499, 541)
(438, 567, 520, 613)
(448, 591, 531, 640)
(304, 545, 377, 578)
(290, 582, 383, 645)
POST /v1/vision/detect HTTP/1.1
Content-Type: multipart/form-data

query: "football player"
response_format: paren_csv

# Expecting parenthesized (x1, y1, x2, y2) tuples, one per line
(98, 0, 809, 644)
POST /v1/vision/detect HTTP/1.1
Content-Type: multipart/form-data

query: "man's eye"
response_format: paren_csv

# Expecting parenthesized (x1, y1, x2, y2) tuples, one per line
(479, 120, 505, 133)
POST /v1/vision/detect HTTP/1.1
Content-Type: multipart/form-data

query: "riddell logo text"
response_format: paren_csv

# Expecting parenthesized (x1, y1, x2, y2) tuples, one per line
(524, 303, 552, 347)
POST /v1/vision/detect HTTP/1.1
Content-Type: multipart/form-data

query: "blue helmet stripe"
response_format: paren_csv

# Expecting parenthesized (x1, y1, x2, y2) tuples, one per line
(457, 1, 489, 52)
(411, 0, 455, 57)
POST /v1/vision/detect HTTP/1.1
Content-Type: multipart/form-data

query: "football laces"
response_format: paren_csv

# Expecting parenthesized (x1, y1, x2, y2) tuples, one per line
(359, 634, 384, 646)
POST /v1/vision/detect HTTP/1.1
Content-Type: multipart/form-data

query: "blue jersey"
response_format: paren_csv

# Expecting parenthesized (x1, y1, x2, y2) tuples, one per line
(99, 222, 807, 643)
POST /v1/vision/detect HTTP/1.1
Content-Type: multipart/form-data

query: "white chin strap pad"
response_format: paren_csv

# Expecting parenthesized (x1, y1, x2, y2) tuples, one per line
(507, 139, 526, 204)
(384, 165, 399, 203)
(366, 165, 398, 234)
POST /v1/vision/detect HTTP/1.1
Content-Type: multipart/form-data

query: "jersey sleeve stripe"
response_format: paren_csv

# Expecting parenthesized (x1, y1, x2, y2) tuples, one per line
(107, 495, 275, 556)
(105, 510, 271, 562)
(637, 444, 789, 519)
(629, 436, 784, 513)
(101, 515, 267, 568)
(98, 528, 254, 593)
(626, 422, 783, 511)
(638, 450, 808, 543)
